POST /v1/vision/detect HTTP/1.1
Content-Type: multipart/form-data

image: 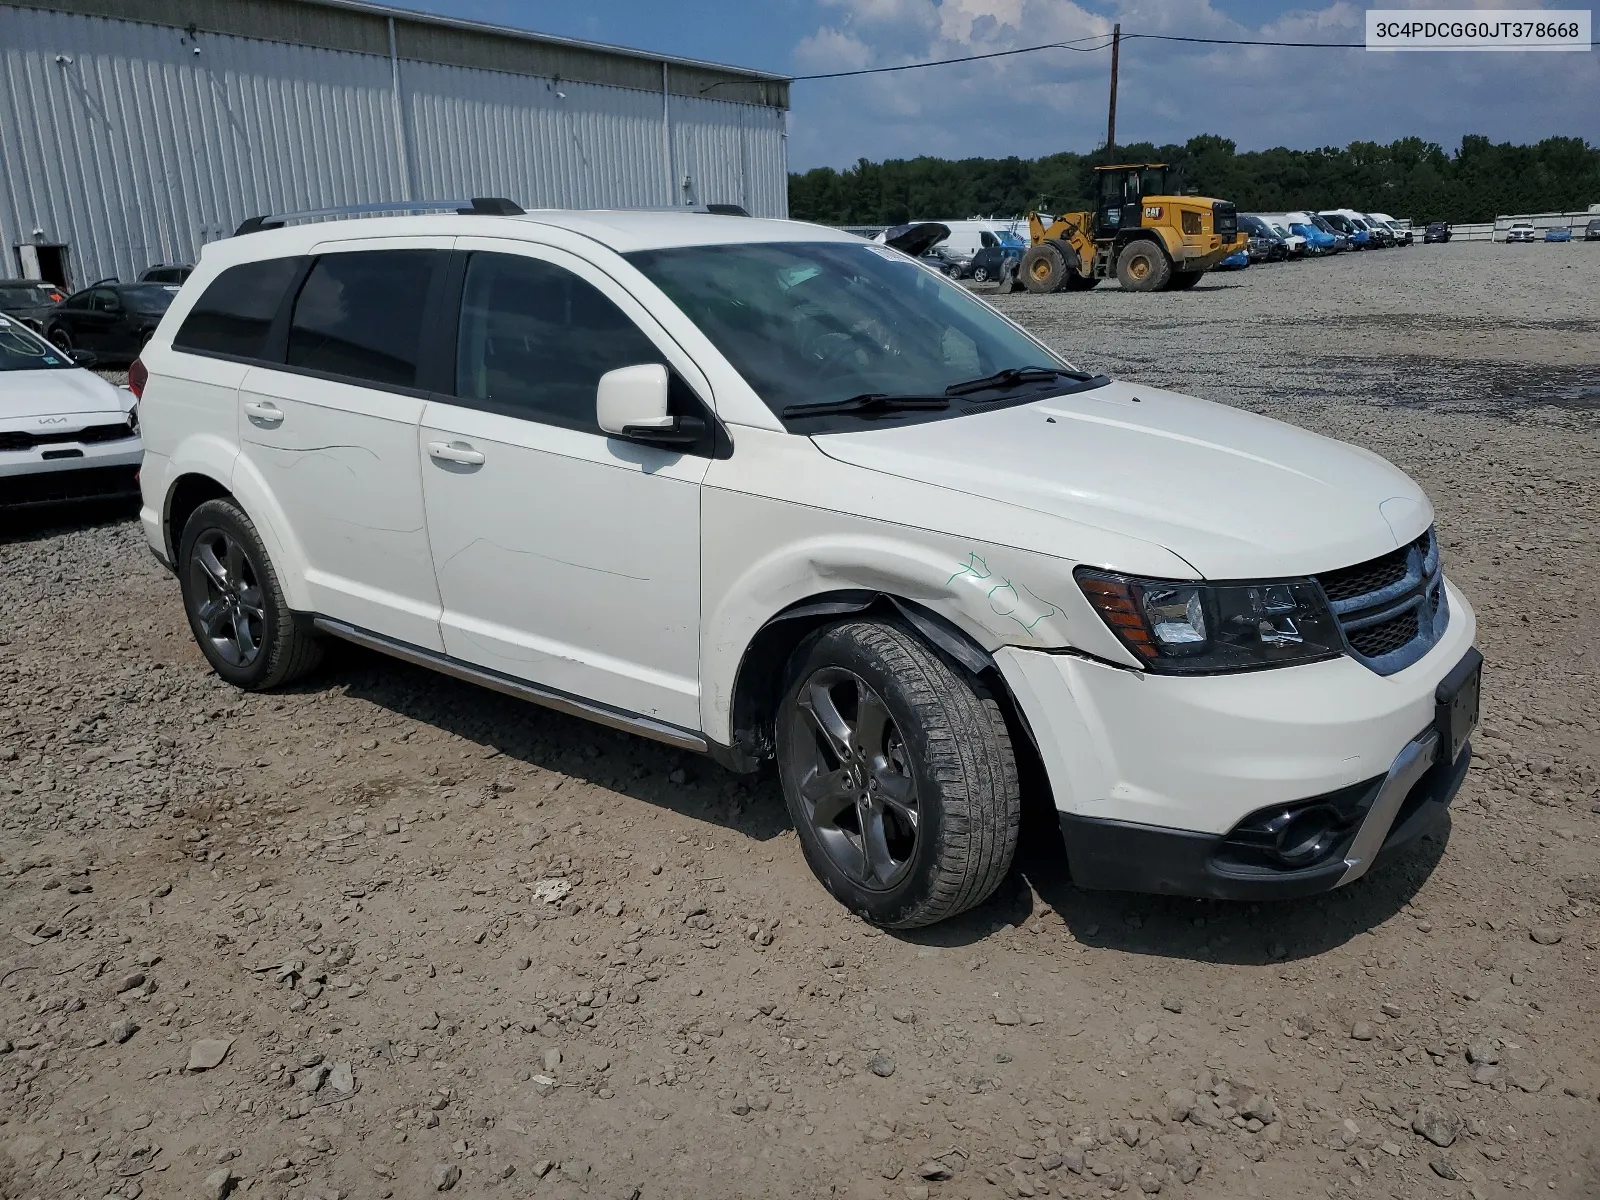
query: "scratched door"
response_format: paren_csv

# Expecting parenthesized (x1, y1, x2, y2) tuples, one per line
(417, 243, 710, 730)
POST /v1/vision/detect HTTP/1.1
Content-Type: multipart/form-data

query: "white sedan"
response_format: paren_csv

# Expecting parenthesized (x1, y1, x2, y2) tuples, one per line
(1504, 222, 1538, 244)
(1, 315, 142, 506)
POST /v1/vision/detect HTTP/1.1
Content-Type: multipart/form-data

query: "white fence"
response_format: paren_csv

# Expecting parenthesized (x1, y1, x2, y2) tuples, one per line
(1443, 208, 1600, 242)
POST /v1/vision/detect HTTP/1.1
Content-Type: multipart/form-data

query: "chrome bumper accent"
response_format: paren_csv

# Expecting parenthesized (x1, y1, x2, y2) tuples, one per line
(1337, 729, 1440, 886)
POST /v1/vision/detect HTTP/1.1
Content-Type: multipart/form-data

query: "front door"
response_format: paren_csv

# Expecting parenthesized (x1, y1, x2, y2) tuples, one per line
(419, 241, 711, 731)
(235, 241, 450, 651)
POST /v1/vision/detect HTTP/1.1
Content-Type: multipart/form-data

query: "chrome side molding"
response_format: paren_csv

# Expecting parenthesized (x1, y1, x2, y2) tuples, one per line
(311, 617, 709, 754)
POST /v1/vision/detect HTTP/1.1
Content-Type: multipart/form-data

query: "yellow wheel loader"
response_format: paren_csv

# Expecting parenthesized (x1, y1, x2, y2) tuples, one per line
(1020, 164, 1245, 293)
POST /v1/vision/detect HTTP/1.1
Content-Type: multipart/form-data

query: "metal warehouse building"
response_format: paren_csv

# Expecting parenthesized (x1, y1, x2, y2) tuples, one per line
(0, 0, 791, 289)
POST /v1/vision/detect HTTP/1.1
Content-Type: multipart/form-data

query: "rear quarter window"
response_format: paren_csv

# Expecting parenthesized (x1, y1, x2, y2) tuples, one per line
(174, 258, 305, 360)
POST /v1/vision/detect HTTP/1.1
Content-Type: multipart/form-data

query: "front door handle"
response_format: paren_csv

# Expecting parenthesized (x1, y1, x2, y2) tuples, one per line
(243, 400, 284, 424)
(427, 440, 486, 466)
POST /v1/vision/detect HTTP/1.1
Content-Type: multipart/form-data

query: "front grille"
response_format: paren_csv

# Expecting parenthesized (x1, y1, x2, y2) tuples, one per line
(1315, 527, 1447, 676)
(0, 421, 134, 452)
(1213, 202, 1238, 237)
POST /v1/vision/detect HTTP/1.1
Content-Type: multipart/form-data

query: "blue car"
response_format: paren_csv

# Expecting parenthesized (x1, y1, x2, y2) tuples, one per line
(1290, 222, 1337, 254)
(1545, 227, 1572, 243)
(1214, 248, 1251, 270)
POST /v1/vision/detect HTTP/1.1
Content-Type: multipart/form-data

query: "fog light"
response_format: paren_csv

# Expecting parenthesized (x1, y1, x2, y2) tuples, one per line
(1268, 805, 1341, 866)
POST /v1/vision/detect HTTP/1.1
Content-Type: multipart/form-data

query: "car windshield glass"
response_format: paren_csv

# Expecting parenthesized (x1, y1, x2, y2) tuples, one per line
(0, 317, 75, 371)
(122, 285, 178, 313)
(626, 240, 1070, 420)
(0, 283, 60, 306)
(996, 232, 1025, 248)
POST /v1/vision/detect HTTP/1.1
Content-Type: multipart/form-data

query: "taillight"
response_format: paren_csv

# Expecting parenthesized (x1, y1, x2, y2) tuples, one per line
(128, 358, 148, 399)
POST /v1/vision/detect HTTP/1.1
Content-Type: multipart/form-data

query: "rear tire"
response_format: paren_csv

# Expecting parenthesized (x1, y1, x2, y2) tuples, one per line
(971, 265, 991, 283)
(1168, 271, 1204, 290)
(178, 498, 322, 691)
(776, 620, 1020, 929)
(1115, 239, 1172, 291)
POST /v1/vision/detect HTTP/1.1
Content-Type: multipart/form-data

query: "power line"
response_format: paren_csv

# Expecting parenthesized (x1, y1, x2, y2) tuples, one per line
(789, 28, 1597, 80)
(789, 36, 1113, 80)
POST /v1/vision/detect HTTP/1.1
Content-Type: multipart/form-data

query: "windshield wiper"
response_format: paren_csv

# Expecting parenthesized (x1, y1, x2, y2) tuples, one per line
(944, 365, 1094, 397)
(782, 393, 950, 419)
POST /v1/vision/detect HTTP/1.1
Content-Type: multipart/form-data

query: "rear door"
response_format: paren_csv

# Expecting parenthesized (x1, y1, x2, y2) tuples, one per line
(236, 239, 451, 651)
(418, 240, 712, 730)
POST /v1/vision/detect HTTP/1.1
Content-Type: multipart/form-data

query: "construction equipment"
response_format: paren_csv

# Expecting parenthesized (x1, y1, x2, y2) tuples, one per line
(1020, 164, 1244, 293)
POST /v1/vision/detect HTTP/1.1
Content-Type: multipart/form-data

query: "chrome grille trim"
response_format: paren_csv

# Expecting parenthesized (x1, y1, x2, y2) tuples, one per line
(1316, 527, 1447, 675)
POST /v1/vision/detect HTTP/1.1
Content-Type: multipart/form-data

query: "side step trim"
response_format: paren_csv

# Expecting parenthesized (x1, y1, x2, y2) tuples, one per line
(312, 617, 709, 754)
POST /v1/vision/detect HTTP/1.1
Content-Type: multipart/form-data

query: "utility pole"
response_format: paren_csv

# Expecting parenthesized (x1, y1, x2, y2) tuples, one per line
(1105, 22, 1121, 158)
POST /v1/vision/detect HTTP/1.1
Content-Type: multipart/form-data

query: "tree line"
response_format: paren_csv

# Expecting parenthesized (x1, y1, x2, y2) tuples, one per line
(788, 134, 1600, 225)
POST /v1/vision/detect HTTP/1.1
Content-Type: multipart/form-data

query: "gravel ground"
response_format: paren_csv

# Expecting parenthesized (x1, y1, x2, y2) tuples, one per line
(2, 240, 1598, 1200)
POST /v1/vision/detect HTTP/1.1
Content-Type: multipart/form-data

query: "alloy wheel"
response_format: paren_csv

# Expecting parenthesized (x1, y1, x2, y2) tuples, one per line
(189, 528, 266, 667)
(788, 667, 920, 890)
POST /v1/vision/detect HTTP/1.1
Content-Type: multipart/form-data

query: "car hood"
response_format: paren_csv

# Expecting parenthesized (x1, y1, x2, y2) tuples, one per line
(809, 380, 1431, 579)
(0, 367, 130, 423)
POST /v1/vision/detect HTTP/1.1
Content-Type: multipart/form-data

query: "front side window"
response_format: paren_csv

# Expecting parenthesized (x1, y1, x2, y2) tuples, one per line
(626, 241, 1064, 420)
(454, 252, 664, 432)
(287, 251, 435, 388)
(89, 289, 120, 313)
(0, 317, 74, 371)
(175, 257, 303, 360)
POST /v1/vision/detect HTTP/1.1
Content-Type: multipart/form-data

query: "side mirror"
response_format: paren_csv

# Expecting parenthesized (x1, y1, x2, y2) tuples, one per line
(596, 363, 705, 448)
(69, 349, 98, 368)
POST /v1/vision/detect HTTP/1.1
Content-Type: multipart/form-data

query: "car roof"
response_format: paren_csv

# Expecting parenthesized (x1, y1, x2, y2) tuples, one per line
(204, 210, 861, 267)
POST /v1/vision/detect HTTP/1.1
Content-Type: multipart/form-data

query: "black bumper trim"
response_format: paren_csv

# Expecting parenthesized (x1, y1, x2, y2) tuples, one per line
(1059, 743, 1471, 900)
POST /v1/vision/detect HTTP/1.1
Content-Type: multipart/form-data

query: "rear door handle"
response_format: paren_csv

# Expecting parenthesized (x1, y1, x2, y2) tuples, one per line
(427, 440, 486, 466)
(243, 400, 283, 424)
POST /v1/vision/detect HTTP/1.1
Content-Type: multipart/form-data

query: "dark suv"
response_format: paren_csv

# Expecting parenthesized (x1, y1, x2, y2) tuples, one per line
(44, 281, 179, 363)
(1423, 221, 1452, 244)
(1586, 219, 1600, 242)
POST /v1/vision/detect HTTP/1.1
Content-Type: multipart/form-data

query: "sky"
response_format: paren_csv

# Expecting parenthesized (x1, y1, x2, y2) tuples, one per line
(387, 0, 1599, 170)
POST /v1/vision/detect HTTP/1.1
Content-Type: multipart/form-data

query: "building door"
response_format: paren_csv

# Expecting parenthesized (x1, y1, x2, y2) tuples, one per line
(15, 244, 71, 288)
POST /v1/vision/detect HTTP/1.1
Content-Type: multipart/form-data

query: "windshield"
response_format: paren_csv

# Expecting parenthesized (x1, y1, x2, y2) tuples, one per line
(626, 240, 1068, 420)
(121, 285, 178, 314)
(0, 283, 63, 307)
(995, 232, 1025, 249)
(0, 317, 76, 372)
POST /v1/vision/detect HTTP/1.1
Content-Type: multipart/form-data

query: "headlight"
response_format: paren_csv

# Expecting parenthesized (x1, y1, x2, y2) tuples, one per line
(1076, 569, 1344, 674)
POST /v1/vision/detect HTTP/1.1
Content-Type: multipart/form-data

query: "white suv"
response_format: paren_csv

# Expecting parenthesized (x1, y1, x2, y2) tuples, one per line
(135, 199, 1481, 927)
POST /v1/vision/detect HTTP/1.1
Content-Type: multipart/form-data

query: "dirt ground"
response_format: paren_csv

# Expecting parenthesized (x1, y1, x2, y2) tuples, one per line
(2, 240, 1597, 1200)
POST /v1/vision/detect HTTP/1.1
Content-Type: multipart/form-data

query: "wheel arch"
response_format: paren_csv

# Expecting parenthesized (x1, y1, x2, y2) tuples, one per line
(717, 590, 1053, 815)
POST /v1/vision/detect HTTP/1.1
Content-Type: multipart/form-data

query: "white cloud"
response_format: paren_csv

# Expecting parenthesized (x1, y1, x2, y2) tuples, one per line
(787, 0, 1600, 168)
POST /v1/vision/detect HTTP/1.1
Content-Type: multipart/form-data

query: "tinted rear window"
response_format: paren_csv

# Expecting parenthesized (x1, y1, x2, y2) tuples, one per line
(286, 251, 435, 388)
(175, 259, 302, 359)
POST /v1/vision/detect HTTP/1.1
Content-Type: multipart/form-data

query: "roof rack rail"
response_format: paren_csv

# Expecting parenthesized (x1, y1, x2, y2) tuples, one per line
(233, 197, 524, 237)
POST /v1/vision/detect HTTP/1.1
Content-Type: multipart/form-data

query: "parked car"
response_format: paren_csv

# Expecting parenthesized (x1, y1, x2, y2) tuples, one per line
(43, 281, 180, 362)
(1543, 227, 1572, 243)
(1279, 212, 1337, 254)
(1370, 214, 1412, 245)
(1308, 213, 1352, 251)
(1318, 212, 1370, 249)
(878, 222, 961, 276)
(0, 279, 66, 331)
(966, 231, 1024, 283)
(1586, 218, 1600, 241)
(135, 202, 1480, 926)
(0, 314, 141, 507)
(138, 263, 194, 285)
(1505, 223, 1538, 244)
(1359, 216, 1395, 248)
(1423, 221, 1452, 243)
(1260, 219, 1307, 257)
(1238, 215, 1289, 261)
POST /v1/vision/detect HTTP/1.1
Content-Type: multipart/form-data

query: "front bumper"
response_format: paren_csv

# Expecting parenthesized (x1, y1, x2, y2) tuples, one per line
(1057, 723, 1469, 899)
(1, 440, 142, 506)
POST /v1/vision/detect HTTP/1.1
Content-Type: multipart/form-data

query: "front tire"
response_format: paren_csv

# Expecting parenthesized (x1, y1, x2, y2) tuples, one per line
(47, 327, 72, 354)
(1019, 243, 1068, 293)
(777, 620, 1020, 928)
(1115, 239, 1172, 291)
(178, 498, 322, 690)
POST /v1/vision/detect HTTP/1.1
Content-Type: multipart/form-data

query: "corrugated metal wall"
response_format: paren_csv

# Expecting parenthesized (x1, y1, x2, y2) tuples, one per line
(0, 5, 788, 287)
